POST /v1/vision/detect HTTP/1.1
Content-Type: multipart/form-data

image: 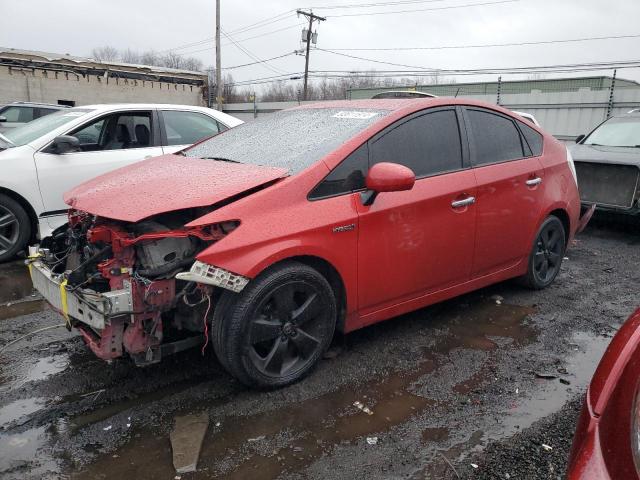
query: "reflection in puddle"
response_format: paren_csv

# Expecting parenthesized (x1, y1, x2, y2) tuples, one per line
(73, 300, 539, 479)
(0, 420, 66, 479)
(0, 398, 46, 428)
(22, 355, 69, 386)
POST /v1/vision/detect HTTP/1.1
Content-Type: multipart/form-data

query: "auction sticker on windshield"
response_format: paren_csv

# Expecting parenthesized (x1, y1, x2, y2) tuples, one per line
(332, 111, 379, 119)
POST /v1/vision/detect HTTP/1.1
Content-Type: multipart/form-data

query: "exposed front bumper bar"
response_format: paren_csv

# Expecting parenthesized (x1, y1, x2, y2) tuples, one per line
(28, 259, 133, 331)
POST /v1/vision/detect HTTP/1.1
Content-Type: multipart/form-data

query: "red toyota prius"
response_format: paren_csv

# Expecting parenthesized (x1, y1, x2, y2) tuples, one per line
(29, 99, 588, 388)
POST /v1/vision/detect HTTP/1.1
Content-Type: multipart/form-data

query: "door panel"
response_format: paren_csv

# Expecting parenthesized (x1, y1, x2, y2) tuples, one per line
(356, 170, 477, 319)
(471, 158, 544, 276)
(463, 106, 547, 277)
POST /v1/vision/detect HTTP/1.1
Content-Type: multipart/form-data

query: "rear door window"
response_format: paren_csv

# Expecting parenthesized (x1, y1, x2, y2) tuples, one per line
(465, 108, 525, 166)
(369, 108, 463, 178)
(162, 110, 220, 146)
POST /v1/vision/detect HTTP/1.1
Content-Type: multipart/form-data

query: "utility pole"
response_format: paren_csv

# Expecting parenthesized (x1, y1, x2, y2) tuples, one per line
(297, 10, 325, 101)
(215, 0, 222, 111)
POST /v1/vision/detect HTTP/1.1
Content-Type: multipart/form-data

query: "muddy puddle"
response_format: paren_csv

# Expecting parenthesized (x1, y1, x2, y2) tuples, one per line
(421, 329, 611, 476)
(0, 261, 46, 320)
(71, 300, 540, 479)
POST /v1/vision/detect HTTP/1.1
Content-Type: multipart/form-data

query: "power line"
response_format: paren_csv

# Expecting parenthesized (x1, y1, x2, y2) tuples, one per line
(178, 23, 306, 56)
(304, 0, 448, 9)
(315, 48, 441, 71)
(321, 33, 640, 51)
(325, 0, 519, 17)
(159, 10, 296, 54)
(221, 28, 286, 75)
(225, 60, 640, 87)
(222, 52, 296, 70)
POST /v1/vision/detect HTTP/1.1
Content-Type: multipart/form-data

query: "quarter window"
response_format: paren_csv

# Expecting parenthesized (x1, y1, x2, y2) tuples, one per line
(162, 111, 221, 146)
(517, 120, 543, 156)
(466, 109, 525, 165)
(369, 109, 463, 178)
(309, 144, 368, 199)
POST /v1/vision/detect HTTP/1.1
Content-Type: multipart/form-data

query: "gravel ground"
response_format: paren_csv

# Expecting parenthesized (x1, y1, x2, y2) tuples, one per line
(0, 215, 638, 480)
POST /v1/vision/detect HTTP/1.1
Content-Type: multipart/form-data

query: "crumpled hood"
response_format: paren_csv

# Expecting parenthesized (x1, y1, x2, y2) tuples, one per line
(64, 154, 288, 222)
(569, 143, 640, 166)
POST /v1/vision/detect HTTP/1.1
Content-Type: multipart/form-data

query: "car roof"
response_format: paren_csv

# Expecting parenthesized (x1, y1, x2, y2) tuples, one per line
(77, 103, 218, 111)
(293, 98, 529, 118)
(6, 101, 69, 108)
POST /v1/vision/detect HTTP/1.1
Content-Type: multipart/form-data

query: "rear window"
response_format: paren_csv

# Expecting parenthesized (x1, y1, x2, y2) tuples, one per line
(185, 108, 388, 174)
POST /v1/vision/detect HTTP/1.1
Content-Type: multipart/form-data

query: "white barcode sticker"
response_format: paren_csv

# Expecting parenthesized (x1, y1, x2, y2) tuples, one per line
(332, 111, 378, 119)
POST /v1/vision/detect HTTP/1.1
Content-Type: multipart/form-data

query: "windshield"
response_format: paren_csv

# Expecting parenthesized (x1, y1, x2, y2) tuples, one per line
(3, 108, 93, 147)
(584, 116, 640, 147)
(185, 108, 388, 174)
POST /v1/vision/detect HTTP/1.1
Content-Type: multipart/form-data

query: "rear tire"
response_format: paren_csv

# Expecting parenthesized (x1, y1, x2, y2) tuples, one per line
(212, 261, 336, 389)
(0, 194, 31, 263)
(521, 215, 566, 290)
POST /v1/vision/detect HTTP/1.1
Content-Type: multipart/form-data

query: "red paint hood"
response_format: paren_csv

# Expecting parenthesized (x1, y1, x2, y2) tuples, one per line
(64, 154, 288, 222)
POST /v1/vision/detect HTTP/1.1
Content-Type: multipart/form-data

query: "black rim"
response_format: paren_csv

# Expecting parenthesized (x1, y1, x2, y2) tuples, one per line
(533, 222, 564, 284)
(0, 205, 19, 256)
(247, 280, 327, 378)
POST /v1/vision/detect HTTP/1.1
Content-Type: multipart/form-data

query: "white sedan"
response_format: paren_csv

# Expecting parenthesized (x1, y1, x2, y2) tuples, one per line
(0, 104, 243, 261)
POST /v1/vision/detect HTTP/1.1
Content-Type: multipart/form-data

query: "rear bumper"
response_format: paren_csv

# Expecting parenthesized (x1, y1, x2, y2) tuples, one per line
(28, 257, 132, 331)
(577, 204, 596, 233)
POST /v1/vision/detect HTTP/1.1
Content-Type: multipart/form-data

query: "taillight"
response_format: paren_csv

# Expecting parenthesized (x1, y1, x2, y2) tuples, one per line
(631, 381, 640, 474)
(566, 146, 578, 186)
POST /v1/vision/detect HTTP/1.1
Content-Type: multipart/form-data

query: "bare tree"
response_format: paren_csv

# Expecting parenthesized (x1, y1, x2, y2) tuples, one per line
(121, 48, 140, 64)
(91, 46, 119, 62)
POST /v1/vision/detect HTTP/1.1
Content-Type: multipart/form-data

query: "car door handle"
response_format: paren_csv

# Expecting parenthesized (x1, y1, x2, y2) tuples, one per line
(526, 177, 542, 186)
(451, 196, 476, 208)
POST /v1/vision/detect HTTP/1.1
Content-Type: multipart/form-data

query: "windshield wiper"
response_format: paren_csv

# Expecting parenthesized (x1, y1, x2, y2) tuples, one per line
(202, 156, 241, 163)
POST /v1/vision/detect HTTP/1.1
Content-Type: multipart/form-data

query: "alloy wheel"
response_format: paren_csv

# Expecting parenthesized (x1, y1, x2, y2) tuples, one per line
(533, 221, 564, 284)
(0, 205, 20, 257)
(247, 280, 327, 378)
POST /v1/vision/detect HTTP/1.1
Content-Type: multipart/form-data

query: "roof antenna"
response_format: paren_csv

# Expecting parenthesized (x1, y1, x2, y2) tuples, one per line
(454, 87, 461, 98)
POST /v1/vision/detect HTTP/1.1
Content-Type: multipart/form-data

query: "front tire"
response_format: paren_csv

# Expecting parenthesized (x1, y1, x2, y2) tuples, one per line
(521, 215, 566, 289)
(0, 194, 31, 263)
(212, 261, 337, 388)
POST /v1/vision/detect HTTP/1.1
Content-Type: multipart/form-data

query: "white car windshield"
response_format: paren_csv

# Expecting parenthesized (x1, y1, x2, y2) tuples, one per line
(2, 108, 94, 147)
(584, 116, 640, 148)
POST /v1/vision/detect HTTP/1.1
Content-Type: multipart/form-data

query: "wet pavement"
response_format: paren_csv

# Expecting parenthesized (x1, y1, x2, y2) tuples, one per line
(0, 217, 638, 479)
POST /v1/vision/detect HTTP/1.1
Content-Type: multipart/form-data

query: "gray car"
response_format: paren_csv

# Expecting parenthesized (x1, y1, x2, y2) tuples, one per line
(570, 111, 640, 214)
(0, 102, 69, 132)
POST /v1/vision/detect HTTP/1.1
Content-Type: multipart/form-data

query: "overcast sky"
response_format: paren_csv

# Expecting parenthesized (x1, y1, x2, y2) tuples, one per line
(2, 0, 639, 89)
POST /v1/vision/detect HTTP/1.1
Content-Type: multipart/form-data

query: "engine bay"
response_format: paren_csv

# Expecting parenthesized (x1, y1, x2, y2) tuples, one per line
(37, 209, 234, 364)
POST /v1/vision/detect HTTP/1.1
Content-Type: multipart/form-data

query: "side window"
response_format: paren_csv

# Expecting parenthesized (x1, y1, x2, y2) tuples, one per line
(162, 111, 220, 146)
(369, 109, 463, 178)
(517, 120, 543, 156)
(1, 106, 35, 123)
(71, 118, 107, 148)
(466, 109, 525, 165)
(309, 144, 368, 200)
(66, 111, 152, 152)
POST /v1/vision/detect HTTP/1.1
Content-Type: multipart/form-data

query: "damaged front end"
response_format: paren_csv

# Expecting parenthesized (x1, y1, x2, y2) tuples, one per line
(28, 210, 246, 365)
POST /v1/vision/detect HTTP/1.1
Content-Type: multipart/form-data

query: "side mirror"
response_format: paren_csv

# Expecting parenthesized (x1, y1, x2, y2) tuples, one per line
(52, 135, 80, 154)
(361, 162, 415, 206)
(0, 116, 6, 123)
(575, 134, 585, 144)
